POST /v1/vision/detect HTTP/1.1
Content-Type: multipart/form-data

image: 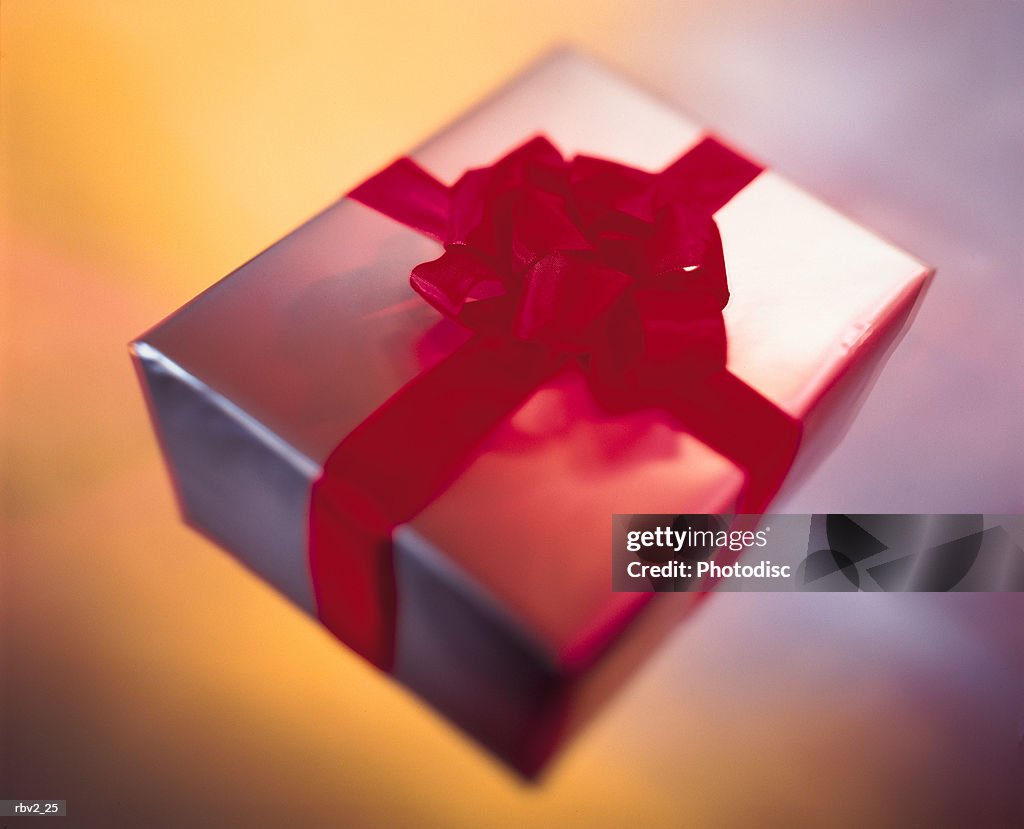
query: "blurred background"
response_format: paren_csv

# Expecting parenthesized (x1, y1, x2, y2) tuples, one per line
(2, 2, 1022, 826)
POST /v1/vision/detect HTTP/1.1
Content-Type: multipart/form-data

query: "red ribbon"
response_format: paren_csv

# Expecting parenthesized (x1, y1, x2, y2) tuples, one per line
(310, 135, 801, 669)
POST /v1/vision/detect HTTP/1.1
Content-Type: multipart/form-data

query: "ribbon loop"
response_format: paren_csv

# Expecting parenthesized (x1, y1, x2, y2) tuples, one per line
(365, 135, 751, 375)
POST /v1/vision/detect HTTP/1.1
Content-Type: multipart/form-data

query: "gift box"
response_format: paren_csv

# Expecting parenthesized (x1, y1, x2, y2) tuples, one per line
(131, 50, 933, 776)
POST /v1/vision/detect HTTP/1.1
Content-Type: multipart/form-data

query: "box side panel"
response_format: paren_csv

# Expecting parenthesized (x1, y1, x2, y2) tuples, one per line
(393, 523, 706, 778)
(392, 526, 567, 777)
(132, 342, 318, 615)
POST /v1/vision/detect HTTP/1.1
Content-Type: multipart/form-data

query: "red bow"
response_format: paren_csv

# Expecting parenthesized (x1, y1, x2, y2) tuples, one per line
(311, 136, 801, 670)
(353, 136, 765, 396)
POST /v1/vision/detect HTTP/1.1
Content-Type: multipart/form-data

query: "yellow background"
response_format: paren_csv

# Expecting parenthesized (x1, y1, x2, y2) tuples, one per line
(4, 3, 1022, 828)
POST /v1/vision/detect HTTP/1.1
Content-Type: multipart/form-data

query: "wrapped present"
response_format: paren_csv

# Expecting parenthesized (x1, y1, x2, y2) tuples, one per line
(131, 50, 933, 776)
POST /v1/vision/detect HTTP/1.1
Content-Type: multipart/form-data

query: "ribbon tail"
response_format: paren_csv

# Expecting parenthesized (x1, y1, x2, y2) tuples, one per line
(662, 370, 802, 514)
(348, 156, 451, 242)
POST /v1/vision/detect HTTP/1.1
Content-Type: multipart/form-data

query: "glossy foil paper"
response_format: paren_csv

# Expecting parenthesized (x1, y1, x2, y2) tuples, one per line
(132, 51, 933, 775)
